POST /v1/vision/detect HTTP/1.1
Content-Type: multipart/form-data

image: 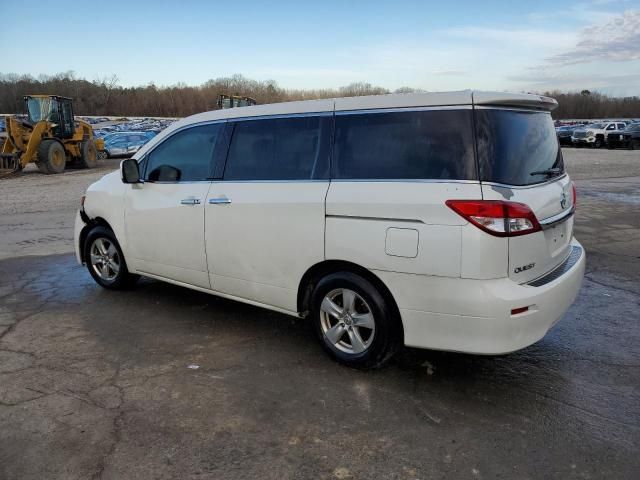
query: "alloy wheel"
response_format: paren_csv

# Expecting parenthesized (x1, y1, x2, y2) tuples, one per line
(319, 288, 376, 354)
(89, 237, 120, 281)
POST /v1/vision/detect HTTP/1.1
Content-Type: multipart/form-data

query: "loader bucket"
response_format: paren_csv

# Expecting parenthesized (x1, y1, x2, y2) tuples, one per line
(0, 153, 20, 178)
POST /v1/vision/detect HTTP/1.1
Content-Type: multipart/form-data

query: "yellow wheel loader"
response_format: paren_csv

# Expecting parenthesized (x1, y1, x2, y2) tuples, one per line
(0, 95, 104, 176)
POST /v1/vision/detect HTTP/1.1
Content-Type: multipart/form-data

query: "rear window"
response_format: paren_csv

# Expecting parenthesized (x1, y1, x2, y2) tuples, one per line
(475, 109, 563, 186)
(332, 109, 476, 180)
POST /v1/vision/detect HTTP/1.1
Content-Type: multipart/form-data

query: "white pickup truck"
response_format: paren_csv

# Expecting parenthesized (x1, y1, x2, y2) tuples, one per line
(571, 121, 628, 148)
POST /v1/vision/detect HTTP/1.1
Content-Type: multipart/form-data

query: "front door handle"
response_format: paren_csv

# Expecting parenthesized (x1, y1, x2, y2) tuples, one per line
(180, 198, 201, 205)
(209, 196, 231, 205)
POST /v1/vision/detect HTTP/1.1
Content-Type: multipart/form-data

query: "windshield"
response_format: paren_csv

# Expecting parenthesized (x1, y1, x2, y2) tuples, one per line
(475, 109, 563, 186)
(26, 97, 54, 123)
(586, 123, 605, 129)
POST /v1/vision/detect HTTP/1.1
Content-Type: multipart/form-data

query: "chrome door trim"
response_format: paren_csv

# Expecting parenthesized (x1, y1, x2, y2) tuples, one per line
(208, 196, 231, 205)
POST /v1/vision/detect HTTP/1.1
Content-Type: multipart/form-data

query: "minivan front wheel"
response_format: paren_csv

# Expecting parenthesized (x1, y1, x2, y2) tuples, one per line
(84, 226, 138, 289)
(311, 272, 399, 369)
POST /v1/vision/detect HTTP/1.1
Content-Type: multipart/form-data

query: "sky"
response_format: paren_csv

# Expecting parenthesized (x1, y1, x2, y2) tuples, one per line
(2, 0, 640, 96)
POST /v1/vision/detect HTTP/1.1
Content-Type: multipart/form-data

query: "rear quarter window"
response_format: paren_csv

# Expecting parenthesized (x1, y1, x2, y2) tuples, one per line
(332, 109, 476, 180)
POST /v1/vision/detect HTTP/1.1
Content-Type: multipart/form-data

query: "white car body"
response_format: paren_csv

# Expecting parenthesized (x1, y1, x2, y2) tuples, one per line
(75, 90, 585, 358)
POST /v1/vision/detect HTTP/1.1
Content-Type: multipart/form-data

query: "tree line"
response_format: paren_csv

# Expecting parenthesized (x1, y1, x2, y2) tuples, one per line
(546, 90, 639, 120)
(0, 72, 638, 119)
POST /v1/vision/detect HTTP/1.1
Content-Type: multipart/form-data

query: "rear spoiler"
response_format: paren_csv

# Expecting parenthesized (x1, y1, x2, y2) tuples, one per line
(472, 91, 558, 112)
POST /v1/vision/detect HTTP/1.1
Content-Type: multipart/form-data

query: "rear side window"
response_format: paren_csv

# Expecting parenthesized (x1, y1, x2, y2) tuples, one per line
(475, 109, 563, 186)
(332, 109, 476, 180)
(224, 116, 331, 180)
(146, 124, 222, 182)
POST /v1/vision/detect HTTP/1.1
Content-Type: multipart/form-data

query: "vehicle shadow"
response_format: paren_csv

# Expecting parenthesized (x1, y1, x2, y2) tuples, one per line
(127, 275, 574, 395)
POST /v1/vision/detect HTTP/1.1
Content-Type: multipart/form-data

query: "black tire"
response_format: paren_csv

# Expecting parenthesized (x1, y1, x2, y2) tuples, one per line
(36, 139, 66, 174)
(98, 150, 108, 160)
(310, 272, 400, 369)
(594, 137, 603, 148)
(84, 226, 139, 290)
(78, 140, 98, 169)
(631, 140, 640, 150)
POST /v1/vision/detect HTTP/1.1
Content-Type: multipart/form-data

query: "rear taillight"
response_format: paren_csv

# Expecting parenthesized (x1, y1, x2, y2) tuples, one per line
(446, 200, 542, 237)
(571, 182, 577, 209)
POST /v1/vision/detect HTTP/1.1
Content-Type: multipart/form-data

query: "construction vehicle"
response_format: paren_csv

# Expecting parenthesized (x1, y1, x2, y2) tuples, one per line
(216, 94, 257, 109)
(0, 95, 104, 176)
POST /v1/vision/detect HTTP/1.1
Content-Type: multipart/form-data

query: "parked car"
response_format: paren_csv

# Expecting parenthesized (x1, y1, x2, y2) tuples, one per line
(571, 121, 627, 148)
(556, 125, 577, 146)
(99, 134, 151, 159)
(75, 91, 585, 369)
(102, 131, 156, 144)
(607, 123, 640, 150)
(94, 128, 117, 138)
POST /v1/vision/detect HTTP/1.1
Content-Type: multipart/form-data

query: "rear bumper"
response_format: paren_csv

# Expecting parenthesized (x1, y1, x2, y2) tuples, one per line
(376, 238, 586, 354)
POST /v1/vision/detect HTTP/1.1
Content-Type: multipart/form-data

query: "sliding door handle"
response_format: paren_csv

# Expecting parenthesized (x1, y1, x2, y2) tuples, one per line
(209, 196, 231, 205)
(180, 198, 201, 205)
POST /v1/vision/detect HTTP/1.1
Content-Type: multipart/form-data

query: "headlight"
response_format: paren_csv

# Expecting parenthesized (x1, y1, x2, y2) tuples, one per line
(587, 131, 594, 136)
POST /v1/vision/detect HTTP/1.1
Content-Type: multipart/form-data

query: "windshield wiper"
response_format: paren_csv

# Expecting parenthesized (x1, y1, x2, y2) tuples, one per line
(530, 167, 562, 177)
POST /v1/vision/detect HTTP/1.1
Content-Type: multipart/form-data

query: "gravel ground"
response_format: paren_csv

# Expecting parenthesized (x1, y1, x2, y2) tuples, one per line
(0, 159, 121, 260)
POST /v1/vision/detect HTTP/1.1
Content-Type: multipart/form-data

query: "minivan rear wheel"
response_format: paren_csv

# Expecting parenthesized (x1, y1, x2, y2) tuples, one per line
(310, 272, 399, 369)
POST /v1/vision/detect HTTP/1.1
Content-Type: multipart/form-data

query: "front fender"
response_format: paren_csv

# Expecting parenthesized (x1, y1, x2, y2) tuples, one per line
(83, 170, 128, 253)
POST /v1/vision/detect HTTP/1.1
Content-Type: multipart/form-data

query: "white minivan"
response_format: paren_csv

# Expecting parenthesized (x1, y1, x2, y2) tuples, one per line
(74, 91, 585, 368)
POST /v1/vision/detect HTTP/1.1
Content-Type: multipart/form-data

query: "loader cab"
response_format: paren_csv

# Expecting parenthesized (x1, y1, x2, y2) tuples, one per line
(216, 94, 257, 109)
(24, 95, 75, 139)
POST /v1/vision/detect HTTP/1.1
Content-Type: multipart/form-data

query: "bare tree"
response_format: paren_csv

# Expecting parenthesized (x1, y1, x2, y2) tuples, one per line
(1, 72, 638, 119)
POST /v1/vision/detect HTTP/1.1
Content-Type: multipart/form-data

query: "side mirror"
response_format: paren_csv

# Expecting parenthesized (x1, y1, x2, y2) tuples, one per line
(121, 159, 141, 184)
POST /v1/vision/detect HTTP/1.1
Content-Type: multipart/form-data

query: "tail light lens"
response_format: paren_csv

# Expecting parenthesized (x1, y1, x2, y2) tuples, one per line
(446, 200, 542, 237)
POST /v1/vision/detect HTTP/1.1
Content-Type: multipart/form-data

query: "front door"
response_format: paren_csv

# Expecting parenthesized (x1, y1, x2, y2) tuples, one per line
(125, 122, 224, 288)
